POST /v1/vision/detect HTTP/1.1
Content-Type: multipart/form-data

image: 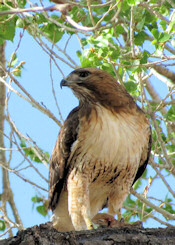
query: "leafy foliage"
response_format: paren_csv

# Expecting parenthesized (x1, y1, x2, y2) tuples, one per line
(20, 139, 49, 163)
(32, 196, 48, 217)
(0, 220, 5, 231)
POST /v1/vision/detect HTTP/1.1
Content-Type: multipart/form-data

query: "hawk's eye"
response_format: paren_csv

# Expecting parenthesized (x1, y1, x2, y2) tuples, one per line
(79, 71, 90, 78)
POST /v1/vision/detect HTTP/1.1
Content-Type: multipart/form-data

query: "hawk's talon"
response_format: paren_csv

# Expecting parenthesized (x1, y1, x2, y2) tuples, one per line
(85, 217, 94, 230)
(120, 217, 125, 223)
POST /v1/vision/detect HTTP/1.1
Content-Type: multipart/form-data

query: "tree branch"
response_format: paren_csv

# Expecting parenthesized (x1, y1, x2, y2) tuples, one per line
(1, 223, 175, 245)
(0, 4, 72, 16)
(0, 43, 24, 236)
(152, 65, 175, 85)
(0, 69, 62, 127)
(131, 188, 175, 221)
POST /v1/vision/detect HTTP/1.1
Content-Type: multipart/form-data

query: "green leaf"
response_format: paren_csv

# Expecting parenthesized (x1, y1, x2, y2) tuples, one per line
(124, 81, 137, 93)
(122, 210, 133, 222)
(166, 145, 175, 155)
(40, 23, 64, 43)
(0, 16, 16, 42)
(13, 68, 22, 77)
(158, 33, 171, 43)
(80, 49, 103, 67)
(76, 50, 82, 58)
(17, 0, 26, 8)
(141, 168, 147, 178)
(165, 196, 172, 203)
(168, 20, 175, 34)
(159, 20, 167, 31)
(159, 5, 170, 16)
(94, 36, 109, 48)
(36, 205, 48, 217)
(81, 38, 88, 47)
(98, 47, 108, 57)
(36, 13, 47, 25)
(115, 25, 125, 35)
(134, 31, 147, 46)
(137, 199, 143, 209)
(166, 105, 175, 121)
(140, 50, 150, 64)
(7, 52, 18, 67)
(44, 152, 50, 159)
(70, 6, 93, 27)
(80, 56, 93, 67)
(101, 62, 114, 75)
(152, 29, 159, 40)
(167, 132, 175, 141)
(151, 28, 171, 43)
(30, 154, 42, 163)
(144, 207, 153, 215)
(20, 139, 45, 163)
(144, 10, 156, 25)
(0, 220, 5, 231)
(110, 47, 120, 59)
(127, 0, 141, 6)
(32, 196, 43, 203)
(20, 138, 26, 148)
(133, 179, 141, 190)
(136, 17, 145, 31)
(163, 202, 175, 216)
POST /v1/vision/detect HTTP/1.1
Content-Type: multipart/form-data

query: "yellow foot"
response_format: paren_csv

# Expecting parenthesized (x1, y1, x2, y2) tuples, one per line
(85, 217, 94, 230)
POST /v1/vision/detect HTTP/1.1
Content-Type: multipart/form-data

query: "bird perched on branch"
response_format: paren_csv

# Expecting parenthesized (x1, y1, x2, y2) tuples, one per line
(48, 67, 152, 231)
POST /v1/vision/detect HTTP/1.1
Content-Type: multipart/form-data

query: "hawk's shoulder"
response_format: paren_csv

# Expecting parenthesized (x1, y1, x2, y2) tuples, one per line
(48, 107, 79, 210)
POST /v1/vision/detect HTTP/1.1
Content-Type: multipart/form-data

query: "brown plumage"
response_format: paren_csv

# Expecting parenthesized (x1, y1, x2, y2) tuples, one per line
(48, 67, 151, 231)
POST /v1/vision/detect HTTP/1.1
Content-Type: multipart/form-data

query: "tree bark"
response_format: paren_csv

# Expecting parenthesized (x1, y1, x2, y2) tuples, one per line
(0, 42, 23, 236)
(0, 42, 14, 237)
(0, 222, 175, 245)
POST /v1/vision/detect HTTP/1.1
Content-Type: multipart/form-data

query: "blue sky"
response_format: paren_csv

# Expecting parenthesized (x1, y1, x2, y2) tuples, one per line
(1, 30, 80, 233)
(1, 16, 175, 237)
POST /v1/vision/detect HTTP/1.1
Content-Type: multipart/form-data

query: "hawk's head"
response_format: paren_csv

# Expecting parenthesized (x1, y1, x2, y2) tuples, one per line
(60, 67, 134, 109)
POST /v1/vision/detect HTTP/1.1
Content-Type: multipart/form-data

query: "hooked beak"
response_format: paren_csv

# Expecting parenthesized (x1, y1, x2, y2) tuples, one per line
(60, 79, 68, 89)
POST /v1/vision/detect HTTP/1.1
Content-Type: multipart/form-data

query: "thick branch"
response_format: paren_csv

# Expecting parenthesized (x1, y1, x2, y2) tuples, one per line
(152, 65, 175, 85)
(0, 43, 23, 236)
(1, 223, 175, 245)
(0, 4, 72, 16)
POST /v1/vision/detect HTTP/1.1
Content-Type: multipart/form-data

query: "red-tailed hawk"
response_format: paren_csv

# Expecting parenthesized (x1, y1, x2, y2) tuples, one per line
(48, 67, 151, 231)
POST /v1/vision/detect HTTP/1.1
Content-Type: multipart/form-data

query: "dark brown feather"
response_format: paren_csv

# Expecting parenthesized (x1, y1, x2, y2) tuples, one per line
(48, 107, 79, 210)
(133, 128, 152, 184)
(69, 68, 135, 113)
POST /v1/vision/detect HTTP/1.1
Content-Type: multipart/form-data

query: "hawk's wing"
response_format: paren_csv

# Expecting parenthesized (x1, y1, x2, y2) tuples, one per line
(133, 126, 152, 185)
(48, 107, 79, 211)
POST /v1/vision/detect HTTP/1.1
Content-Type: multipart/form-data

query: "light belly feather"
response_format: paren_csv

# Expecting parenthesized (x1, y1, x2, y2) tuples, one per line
(69, 107, 148, 217)
(76, 107, 144, 175)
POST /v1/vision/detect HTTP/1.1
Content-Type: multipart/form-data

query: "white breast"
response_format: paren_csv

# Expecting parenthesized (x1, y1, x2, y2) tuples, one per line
(77, 106, 147, 167)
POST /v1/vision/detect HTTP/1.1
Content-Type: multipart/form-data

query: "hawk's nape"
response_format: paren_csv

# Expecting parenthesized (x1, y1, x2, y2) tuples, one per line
(48, 67, 151, 231)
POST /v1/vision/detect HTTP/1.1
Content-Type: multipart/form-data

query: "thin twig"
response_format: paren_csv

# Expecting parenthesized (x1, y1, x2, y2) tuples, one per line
(131, 188, 175, 220)
(130, 6, 135, 58)
(0, 161, 48, 192)
(0, 71, 62, 127)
